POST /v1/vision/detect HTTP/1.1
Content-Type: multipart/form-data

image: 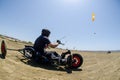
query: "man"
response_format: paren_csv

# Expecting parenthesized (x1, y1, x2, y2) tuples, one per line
(33, 29, 60, 61)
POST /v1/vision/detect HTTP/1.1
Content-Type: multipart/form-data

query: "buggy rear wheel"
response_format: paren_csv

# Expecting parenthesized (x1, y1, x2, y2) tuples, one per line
(71, 54, 83, 69)
(1, 40, 7, 59)
(23, 47, 35, 59)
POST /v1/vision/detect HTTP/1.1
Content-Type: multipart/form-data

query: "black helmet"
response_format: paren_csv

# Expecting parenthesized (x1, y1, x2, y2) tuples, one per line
(41, 29, 51, 37)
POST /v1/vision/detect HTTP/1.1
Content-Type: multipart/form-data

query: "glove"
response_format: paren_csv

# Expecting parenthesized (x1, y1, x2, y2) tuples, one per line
(56, 40, 61, 44)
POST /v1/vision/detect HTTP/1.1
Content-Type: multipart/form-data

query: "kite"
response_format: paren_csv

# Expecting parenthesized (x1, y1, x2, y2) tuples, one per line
(92, 12, 95, 22)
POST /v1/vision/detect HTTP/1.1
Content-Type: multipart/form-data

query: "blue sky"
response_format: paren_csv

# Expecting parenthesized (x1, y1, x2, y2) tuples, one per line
(0, 0, 120, 50)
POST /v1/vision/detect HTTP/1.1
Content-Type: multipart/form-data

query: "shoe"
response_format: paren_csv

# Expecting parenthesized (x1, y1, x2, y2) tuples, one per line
(65, 66, 72, 73)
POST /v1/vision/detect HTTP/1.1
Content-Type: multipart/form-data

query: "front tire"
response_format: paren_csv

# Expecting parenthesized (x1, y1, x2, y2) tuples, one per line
(71, 54, 83, 69)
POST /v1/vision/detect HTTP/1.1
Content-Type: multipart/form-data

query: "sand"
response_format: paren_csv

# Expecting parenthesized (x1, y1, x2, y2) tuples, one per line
(0, 37, 120, 80)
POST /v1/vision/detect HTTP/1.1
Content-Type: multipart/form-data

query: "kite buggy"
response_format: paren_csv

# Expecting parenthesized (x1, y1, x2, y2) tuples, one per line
(1, 40, 83, 73)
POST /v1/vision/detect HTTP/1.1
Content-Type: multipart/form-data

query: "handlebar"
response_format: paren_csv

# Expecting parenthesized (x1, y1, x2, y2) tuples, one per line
(57, 40, 64, 45)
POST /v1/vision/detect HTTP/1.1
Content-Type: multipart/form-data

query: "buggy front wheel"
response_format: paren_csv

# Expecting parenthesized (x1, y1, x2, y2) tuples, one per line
(71, 54, 83, 69)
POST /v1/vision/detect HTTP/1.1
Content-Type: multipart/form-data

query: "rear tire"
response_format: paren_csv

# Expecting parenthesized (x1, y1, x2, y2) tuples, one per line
(23, 47, 35, 59)
(71, 54, 83, 69)
(1, 40, 7, 59)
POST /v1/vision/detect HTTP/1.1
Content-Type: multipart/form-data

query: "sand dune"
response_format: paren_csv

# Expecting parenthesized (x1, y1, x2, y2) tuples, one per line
(0, 37, 120, 80)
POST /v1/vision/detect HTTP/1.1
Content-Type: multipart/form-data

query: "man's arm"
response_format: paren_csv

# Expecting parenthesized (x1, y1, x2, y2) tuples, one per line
(48, 43, 59, 48)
